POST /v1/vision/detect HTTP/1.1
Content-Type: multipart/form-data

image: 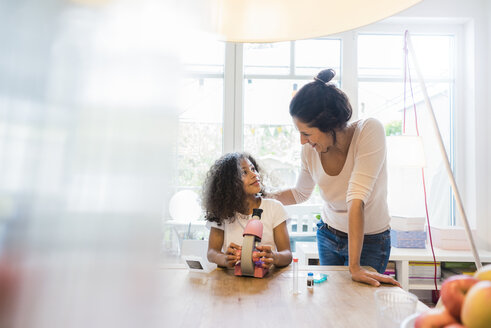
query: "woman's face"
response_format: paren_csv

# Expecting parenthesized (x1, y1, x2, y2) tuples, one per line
(240, 158, 261, 195)
(293, 117, 333, 153)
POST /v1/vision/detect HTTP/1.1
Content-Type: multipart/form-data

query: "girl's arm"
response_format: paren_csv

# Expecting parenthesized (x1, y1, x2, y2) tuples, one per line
(207, 227, 240, 268)
(256, 221, 292, 268)
(347, 199, 400, 287)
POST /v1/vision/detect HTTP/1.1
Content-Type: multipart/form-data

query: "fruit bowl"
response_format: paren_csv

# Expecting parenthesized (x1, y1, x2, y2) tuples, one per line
(400, 313, 419, 328)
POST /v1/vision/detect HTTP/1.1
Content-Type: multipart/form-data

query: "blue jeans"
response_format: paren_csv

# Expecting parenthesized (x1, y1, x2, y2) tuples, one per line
(316, 221, 391, 274)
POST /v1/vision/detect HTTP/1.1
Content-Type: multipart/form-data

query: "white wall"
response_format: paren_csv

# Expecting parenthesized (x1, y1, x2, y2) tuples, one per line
(393, 0, 490, 250)
(486, 0, 491, 251)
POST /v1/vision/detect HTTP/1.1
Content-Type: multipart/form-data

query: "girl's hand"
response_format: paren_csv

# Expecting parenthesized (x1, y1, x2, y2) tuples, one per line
(349, 265, 401, 287)
(255, 245, 276, 269)
(224, 243, 241, 268)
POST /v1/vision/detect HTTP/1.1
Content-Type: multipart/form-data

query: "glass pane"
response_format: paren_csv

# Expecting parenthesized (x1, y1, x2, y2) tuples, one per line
(358, 81, 452, 149)
(358, 34, 403, 77)
(177, 78, 223, 188)
(243, 79, 303, 188)
(358, 81, 453, 226)
(358, 34, 454, 79)
(411, 35, 453, 79)
(295, 38, 341, 76)
(244, 42, 290, 75)
(181, 36, 225, 74)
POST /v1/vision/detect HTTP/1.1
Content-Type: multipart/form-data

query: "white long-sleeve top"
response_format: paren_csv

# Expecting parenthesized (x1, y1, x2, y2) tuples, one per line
(291, 118, 390, 234)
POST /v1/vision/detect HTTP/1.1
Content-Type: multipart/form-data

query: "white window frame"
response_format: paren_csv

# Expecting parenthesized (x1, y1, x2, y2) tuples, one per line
(221, 21, 467, 227)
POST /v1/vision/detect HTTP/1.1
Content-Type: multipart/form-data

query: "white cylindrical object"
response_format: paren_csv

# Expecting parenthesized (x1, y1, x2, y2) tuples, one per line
(406, 32, 482, 269)
(292, 258, 299, 294)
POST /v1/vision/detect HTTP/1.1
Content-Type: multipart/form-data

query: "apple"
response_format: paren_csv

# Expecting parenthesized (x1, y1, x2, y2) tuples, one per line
(440, 274, 479, 320)
(461, 280, 491, 328)
(474, 264, 491, 281)
(414, 308, 458, 328)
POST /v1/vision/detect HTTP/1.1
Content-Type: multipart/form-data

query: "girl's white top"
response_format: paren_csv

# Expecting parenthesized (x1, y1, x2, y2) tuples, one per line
(206, 198, 288, 251)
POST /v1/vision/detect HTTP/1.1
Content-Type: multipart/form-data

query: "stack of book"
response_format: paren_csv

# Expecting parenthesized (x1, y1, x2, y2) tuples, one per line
(441, 262, 477, 279)
(384, 261, 396, 279)
(409, 261, 441, 284)
(430, 225, 476, 250)
(390, 216, 427, 248)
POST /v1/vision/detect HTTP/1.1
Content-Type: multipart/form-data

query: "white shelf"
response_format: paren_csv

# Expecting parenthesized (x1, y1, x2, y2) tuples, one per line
(295, 241, 491, 291)
(389, 246, 491, 262)
(409, 283, 443, 290)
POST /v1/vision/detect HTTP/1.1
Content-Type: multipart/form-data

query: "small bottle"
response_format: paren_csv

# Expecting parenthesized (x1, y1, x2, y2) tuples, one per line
(252, 208, 263, 220)
(307, 272, 314, 290)
(292, 258, 299, 294)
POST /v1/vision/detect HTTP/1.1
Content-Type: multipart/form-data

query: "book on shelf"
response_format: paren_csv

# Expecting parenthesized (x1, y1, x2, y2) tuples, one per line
(384, 261, 396, 278)
(408, 261, 441, 278)
(430, 225, 477, 250)
(441, 262, 477, 278)
(391, 216, 426, 231)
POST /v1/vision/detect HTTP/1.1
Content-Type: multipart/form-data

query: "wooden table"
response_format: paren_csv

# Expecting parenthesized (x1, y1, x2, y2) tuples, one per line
(160, 265, 428, 327)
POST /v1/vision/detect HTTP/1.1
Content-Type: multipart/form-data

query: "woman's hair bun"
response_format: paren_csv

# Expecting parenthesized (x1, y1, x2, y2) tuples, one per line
(315, 68, 336, 84)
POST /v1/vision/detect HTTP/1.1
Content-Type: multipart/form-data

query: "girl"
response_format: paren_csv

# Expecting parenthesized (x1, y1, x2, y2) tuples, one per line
(202, 152, 292, 269)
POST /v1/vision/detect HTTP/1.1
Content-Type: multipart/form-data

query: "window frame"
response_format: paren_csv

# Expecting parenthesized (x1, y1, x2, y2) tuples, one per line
(222, 21, 466, 226)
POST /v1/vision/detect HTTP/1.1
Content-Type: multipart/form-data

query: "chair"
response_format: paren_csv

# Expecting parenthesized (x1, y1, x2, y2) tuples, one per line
(284, 204, 321, 251)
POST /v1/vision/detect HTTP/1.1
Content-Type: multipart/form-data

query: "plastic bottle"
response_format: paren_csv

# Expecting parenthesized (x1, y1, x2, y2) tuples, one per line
(307, 272, 314, 290)
(292, 258, 299, 294)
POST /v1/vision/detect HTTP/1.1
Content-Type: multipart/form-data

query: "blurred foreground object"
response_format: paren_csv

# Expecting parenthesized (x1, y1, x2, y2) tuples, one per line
(0, 0, 202, 327)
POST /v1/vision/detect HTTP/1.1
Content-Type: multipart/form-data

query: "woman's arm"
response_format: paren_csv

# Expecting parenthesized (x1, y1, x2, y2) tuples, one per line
(347, 199, 400, 287)
(207, 227, 240, 268)
(268, 189, 298, 205)
(266, 146, 316, 205)
(256, 221, 292, 268)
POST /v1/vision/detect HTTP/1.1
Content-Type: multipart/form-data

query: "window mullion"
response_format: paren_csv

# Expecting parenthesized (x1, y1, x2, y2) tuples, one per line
(234, 42, 244, 151)
(223, 42, 237, 153)
(340, 31, 359, 120)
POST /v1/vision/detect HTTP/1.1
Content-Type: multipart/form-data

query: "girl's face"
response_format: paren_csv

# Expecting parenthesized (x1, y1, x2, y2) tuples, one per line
(293, 117, 333, 153)
(240, 158, 261, 195)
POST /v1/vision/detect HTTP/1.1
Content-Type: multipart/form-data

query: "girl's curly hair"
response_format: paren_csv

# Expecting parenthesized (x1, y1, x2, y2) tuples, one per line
(202, 152, 265, 226)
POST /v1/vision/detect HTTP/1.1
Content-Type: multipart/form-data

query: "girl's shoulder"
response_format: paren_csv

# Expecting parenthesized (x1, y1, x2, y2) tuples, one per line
(261, 197, 284, 208)
(260, 198, 287, 213)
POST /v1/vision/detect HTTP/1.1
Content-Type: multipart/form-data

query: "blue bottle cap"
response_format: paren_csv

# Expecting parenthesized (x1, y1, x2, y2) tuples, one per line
(308, 272, 313, 276)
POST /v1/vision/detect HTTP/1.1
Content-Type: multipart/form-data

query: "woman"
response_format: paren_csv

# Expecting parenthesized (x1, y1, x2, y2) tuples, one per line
(271, 68, 400, 287)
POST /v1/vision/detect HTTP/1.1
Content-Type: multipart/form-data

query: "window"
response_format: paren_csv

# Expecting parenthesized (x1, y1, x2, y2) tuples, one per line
(243, 39, 341, 201)
(167, 24, 464, 260)
(176, 39, 225, 191)
(358, 33, 455, 226)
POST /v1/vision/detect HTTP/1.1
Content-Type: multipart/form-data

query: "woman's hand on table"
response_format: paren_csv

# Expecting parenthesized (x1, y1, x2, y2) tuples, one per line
(224, 243, 241, 268)
(349, 265, 401, 287)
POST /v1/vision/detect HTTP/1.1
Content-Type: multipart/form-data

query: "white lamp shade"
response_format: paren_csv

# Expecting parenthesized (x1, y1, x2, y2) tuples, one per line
(209, 0, 422, 43)
(387, 135, 426, 168)
(168, 190, 202, 222)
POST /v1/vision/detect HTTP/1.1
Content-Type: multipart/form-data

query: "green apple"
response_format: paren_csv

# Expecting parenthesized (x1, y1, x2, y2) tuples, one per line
(474, 264, 491, 281)
(461, 280, 491, 328)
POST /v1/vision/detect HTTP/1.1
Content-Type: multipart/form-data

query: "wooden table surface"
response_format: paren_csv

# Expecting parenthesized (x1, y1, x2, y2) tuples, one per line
(161, 265, 428, 328)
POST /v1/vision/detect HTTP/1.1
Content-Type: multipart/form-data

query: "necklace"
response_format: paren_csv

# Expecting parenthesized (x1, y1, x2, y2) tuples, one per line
(236, 212, 251, 230)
